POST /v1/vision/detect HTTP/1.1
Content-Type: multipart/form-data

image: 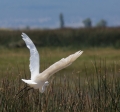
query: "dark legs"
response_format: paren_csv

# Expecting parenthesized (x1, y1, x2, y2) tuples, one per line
(15, 85, 29, 96)
(15, 85, 34, 99)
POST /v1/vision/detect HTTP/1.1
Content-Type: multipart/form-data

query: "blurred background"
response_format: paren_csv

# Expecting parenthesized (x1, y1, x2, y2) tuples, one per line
(0, 0, 120, 29)
(0, 0, 120, 48)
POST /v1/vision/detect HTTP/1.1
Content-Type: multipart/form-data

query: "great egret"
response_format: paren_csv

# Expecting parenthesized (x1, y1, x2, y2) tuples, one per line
(21, 33, 83, 93)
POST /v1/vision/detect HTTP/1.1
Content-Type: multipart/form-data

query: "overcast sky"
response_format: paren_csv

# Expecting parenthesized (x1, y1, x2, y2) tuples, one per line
(0, 0, 120, 29)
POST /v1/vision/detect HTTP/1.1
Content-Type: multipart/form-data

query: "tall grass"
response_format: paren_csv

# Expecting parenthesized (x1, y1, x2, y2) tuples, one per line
(0, 58, 120, 111)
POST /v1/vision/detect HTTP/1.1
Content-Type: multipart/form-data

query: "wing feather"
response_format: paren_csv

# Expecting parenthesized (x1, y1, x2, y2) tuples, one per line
(21, 33, 40, 79)
(41, 50, 83, 80)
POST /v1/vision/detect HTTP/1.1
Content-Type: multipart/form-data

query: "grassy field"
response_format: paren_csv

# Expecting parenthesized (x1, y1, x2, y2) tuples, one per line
(0, 47, 120, 111)
(0, 47, 120, 78)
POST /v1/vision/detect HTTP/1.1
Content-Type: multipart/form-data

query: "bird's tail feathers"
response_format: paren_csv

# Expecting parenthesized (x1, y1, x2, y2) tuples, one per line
(22, 79, 37, 85)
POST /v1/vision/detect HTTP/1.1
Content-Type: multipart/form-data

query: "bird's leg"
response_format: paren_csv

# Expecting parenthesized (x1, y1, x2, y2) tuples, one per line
(27, 87, 34, 91)
(16, 86, 27, 95)
(15, 85, 29, 96)
(13, 85, 29, 101)
(17, 87, 34, 99)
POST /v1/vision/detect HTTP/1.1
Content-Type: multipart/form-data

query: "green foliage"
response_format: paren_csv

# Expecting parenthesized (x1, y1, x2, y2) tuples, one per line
(96, 19, 107, 27)
(0, 27, 120, 48)
(83, 18, 92, 28)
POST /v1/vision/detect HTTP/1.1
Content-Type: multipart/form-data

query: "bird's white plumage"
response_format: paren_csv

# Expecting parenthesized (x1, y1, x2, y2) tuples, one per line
(21, 33, 40, 80)
(21, 33, 83, 93)
(39, 50, 83, 80)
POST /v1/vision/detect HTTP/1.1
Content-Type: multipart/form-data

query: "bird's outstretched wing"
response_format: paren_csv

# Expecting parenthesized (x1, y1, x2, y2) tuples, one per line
(41, 51, 83, 80)
(21, 33, 40, 79)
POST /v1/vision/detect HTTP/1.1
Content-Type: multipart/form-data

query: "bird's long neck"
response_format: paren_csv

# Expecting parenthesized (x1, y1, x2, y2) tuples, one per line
(39, 84, 46, 93)
(39, 81, 49, 93)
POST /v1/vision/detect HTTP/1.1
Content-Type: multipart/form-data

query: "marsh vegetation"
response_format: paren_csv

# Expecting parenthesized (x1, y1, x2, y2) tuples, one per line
(0, 47, 120, 111)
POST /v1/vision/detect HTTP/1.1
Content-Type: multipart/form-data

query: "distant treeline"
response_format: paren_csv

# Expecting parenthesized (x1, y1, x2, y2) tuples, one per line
(0, 27, 120, 48)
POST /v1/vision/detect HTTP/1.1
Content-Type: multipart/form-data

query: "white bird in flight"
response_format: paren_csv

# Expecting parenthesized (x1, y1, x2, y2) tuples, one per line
(21, 33, 83, 93)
